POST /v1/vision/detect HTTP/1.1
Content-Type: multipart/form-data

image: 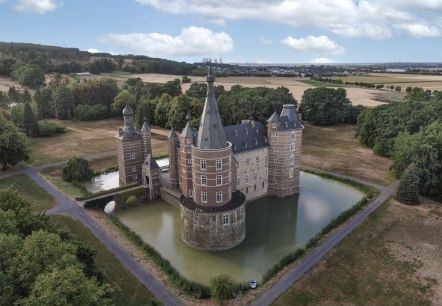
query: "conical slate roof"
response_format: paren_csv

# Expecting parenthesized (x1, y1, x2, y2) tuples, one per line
(196, 69, 227, 149)
(267, 111, 281, 122)
(181, 121, 195, 139)
(122, 104, 134, 116)
(168, 128, 178, 138)
(144, 153, 160, 169)
(141, 120, 151, 133)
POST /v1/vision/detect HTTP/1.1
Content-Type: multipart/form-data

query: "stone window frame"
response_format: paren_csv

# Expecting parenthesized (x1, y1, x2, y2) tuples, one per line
(201, 191, 207, 203)
(216, 191, 222, 203)
(289, 168, 294, 179)
(189, 189, 194, 198)
(245, 174, 249, 184)
(187, 138, 191, 144)
(223, 214, 230, 225)
(237, 176, 241, 187)
(216, 159, 222, 170)
(290, 143, 295, 151)
(201, 159, 207, 170)
(132, 166, 136, 172)
(246, 158, 250, 166)
(256, 156, 259, 164)
(290, 153, 295, 164)
(187, 159, 192, 165)
(292, 132, 296, 139)
(265, 169, 268, 178)
(216, 175, 222, 186)
(201, 175, 207, 186)
(253, 172, 257, 182)
(130, 152, 135, 160)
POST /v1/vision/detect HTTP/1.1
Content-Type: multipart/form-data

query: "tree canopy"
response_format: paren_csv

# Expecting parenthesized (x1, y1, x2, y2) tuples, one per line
(0, 115, 28, 170)
(62, 157, 94, 182)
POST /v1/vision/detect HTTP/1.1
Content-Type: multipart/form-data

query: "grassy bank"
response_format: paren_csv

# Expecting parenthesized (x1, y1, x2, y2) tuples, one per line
(274, 198, 442, 305)
(0, 174, 55, 212)
(50, 215, 158, 305)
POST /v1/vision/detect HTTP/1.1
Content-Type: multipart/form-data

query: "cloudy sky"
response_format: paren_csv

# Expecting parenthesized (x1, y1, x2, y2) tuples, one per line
(0, 0, 441, 63)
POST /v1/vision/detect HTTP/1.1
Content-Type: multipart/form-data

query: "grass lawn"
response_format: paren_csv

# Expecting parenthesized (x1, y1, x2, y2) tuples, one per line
(274, 198, 442, 305)
(298, 80, 339, 87)
(27, 118, 169, 166)
(0, 174, 55, 212)
(40, 167, 88, 199)
(50, 215, 158, 305)
(301, 122, 393, 185)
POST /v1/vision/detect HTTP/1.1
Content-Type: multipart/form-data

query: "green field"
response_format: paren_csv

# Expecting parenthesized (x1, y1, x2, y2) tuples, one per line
(0, 174, 55, 212)
(298, 80, 339, 87)
(329, 75, 440, 84)
(50, 215, 158, 305)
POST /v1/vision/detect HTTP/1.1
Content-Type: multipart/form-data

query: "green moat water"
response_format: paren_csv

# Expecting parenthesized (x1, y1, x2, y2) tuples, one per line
(113, 172, 364, 283)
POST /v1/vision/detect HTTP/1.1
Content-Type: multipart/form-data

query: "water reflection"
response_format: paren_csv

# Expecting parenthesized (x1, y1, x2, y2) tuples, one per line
(114, 172, 364, 283)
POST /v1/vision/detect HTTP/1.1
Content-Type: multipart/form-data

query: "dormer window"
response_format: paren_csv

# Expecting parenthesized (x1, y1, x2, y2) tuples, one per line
(285, 122, 288, 127)
(245, 129, 248, 135)
(234, 130, 238, 136)
(272, 123, 276, 128)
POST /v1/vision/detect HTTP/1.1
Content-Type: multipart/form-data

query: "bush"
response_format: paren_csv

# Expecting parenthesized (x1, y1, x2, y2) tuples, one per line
(209, 274, 237, 303)
(75, 104, 110, 121)
(396, 169, 420, 205)
(38, 122, 66, 137)
(118, 186, 145, 205)
(62, 157, 94, 182)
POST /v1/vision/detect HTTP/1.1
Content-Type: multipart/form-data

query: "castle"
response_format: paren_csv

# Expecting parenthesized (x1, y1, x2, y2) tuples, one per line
(117, 69, 303, 251)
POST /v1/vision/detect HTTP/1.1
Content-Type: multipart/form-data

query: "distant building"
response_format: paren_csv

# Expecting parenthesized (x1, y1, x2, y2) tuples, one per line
(118, 68, 303, 251)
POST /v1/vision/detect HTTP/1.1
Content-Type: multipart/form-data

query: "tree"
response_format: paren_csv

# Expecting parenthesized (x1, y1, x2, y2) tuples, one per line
(209, 274, 237, 303)
(62, 157, 94, 182)
(33, 87, 53, 119)
(186, 82, 207, 99)
(182, 75, 191, 83)
(395, 86, 402, 92)
(0, 115, 29, 170)
(406, 86, 412, 93)
(167, 94, 192, 130)
(299, 88, 351, 125)
(23, 102, 39, 136)
(153, 94, 172, 126)
(396, 168, 420, 205)
(134, 96, 152, 129)
(11, 64, 45, 88)
(74, 104, 109, 121)
(22, 89, 32, 103)
(53, 85, 74, 120)
(8, 86, 20, 103)
(163, 79, 182, 97)
(111, 91, 136, 117)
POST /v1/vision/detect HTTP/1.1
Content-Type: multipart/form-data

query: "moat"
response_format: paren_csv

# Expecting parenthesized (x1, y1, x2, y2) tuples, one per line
(113, 171, 364, 283)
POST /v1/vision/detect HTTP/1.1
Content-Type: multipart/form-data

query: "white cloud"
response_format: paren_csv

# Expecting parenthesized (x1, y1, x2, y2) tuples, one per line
(87, 48, 101, 53)
(135, 0, 442, 39)
(395, 22, 441, 37)
(97, 26, 233, 57)
(14, 0, 60, 13)
(310, 57, 334, 64)
(259, 37, 273, 44)
(281, 35, 345, 55)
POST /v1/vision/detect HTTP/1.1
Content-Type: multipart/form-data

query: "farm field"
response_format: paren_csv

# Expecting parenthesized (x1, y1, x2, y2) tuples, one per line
(274, 198, 442, 305)
(301, 122, 393, 185)
(27, 118, 169, 166)
(0, 76, 25, 92)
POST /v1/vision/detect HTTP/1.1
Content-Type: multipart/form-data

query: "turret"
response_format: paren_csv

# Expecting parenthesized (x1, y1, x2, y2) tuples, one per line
(179, 116, 196, 197)
(168, 129, 179, 190)
(141, 118, 152, 160)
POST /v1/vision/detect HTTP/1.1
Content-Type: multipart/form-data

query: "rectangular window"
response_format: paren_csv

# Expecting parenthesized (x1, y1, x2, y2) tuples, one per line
(201, 160, 206, 170)
(187, 159, 192, 164)
(292, 132, 295, 139)
(216, 159, 222, 170)
(265, 169, 268, 178)
(201, 175, 207, 186)
(254, 184, 257, 191)
(246, 158, 250, 166)
(289, 168, 294, 179)
(237, 176, 240, 187)
(265, 156, 268, 165)
(246, 187, 249, 194)
(189, 190, 194, 198)
(132, 166, 136, 172)
(187, 139, 191, 144)
(245, 174, 249, 184)
(223, 214, 230, 225)
(290, 143, 295, 151)
(216, 191, 222, 203)
(216, 175, 222, 186)
(256, 156, 259, 164)
(254, 172, 257, 182)
(275, 132, 278, 137)
(274, 157, 277, 163)
(130, 152, 135, 160)
(290, 154, 295, 164)
(201, 192, 207, 203)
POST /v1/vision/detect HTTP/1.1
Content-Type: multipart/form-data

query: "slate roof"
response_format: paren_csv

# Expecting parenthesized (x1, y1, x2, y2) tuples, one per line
(196, 69, 228, 149)
(144, 154, 160, 169)
(181, 121, 197, 139)
(224, 122, 268, 154)
(122, 104, 134, 116)
(141, 121, 151, 132)
(168, 128, 178, 138)
(266, 104, 304, 131)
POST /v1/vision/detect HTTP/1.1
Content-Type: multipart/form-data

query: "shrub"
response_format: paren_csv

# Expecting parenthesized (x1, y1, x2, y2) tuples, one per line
(118, 186, 145, 205)
(38, 122, 66, 137)
(209, 274, 237, 303)
(62, 157, 94, 182)
(396, 169, 420, 205)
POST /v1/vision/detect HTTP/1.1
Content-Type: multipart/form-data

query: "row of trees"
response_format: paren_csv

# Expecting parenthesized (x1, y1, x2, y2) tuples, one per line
(0, 187, 113, 305)
(357, 88, 442, 197)
(311, 76, 403, 91)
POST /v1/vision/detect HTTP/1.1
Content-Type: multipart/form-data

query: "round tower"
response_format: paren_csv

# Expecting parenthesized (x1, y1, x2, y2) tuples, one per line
(168, 129, 179, 190)
(180, 68, 246, 251)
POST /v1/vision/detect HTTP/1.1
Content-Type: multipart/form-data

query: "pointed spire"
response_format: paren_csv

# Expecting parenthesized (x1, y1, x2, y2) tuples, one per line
(181, 121, 195, 139)
(141, 117, 151, 133)
(185, 113, 192, 122)
(267, 111, 281, 123)
(168, 128, 178, 139)
(122, 104, 133, 116)
(196, 68, 227, 149)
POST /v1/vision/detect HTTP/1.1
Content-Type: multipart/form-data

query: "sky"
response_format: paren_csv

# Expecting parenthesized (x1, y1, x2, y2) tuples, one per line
(1, 0, 442, 64)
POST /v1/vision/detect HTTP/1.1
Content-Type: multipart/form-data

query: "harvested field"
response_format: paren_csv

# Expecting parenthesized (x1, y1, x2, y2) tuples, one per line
(274, 198, 442, 305)
(301, 122, 393, 185)
(27, 119, 169, 166)
(0, 76, 25, 92)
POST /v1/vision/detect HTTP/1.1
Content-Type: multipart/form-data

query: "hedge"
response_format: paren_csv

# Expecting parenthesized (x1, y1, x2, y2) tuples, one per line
(76, 183, 137, 201)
